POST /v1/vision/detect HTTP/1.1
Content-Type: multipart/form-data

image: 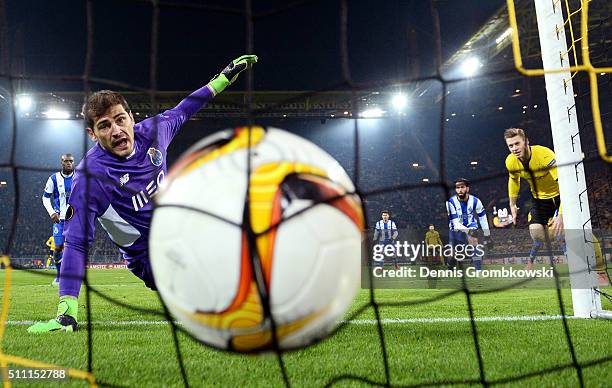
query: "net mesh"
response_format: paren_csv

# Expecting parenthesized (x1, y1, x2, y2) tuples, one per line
(0, 0, 610, 386)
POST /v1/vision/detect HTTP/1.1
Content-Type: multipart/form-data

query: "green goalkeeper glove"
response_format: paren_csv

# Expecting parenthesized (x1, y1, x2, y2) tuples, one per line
(208, 54, 258, 95)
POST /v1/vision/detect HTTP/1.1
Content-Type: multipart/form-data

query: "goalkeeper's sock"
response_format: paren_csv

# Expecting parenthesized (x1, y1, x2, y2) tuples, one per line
(27, 296, 78, 333)
(529, 240, 543, 264)
(56, 295, 78, 319)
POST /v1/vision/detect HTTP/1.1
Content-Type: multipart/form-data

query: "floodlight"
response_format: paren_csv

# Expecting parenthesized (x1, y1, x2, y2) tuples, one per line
(460, 57, 482, 77)
(43, 108, 71, 119)
(17, 95, 33, 111)
(391, 93, 407, 111)
(360, 108, 384, 118)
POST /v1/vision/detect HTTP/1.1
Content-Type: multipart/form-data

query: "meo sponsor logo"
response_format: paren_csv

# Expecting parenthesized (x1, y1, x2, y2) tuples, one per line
(131, 170, 165, 211)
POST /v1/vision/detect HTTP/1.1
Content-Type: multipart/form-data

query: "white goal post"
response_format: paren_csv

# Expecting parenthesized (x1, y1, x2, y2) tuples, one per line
(534, 0, 604, 318)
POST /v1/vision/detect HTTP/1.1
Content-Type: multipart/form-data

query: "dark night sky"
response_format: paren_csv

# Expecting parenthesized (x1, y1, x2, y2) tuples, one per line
(5, 0, 505, 91)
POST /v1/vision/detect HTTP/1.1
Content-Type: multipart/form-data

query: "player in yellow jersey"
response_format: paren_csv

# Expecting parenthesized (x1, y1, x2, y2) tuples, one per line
(45, 236, 58, 284)
(504, 128, 563, 270)
(424, 224, 444, 265)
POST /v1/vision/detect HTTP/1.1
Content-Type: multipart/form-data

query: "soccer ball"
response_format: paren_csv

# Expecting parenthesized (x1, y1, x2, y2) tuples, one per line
(150, 126, 364, 352)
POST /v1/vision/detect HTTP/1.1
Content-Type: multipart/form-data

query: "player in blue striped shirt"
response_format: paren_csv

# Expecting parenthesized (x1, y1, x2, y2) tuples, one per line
(42, 154, 75, 285)
(446, 178, 490, 270)
(373, 210, 399, 269)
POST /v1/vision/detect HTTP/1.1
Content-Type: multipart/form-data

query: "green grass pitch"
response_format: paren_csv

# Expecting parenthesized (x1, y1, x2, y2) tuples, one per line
(1, 269, 610, 387)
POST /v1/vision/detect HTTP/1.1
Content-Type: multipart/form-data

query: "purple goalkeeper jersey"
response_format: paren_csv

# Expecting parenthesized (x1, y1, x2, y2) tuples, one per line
(60, 85, 215, 297)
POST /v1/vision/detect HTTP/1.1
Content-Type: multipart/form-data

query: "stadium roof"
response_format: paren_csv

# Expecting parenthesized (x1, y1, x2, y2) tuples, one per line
(444, 0, 612, 72)
(10, 1, 610, 120)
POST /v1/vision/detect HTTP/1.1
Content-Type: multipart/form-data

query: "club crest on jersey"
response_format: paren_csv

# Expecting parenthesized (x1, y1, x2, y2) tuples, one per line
(148, 147, 163, 166)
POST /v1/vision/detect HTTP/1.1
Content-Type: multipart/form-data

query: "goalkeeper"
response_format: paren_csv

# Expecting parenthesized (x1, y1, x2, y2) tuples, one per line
(424, 224, 444, 266)
(27, 55, 257, 333)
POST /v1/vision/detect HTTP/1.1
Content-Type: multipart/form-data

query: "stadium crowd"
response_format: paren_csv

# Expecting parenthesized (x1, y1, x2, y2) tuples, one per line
(0, 99, 610, 265)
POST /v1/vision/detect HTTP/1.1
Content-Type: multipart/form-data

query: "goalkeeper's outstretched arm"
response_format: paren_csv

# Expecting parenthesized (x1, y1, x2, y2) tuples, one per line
(208, 54, 258, 95)
(173, 55, 258, 119)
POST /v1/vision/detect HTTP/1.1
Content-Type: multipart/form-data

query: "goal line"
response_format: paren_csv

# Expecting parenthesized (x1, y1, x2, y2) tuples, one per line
(5, 315, 582, 326)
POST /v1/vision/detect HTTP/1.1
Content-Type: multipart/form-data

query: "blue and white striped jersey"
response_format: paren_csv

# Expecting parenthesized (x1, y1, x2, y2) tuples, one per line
(374, 219, 397, 243)
(43, 172, 74, 220)
(446, 194, 490, 234)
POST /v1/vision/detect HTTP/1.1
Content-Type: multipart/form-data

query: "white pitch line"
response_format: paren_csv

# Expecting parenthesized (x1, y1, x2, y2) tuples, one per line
(21, 284, 138, 288)
(4, 315, 580, 326)
(344, 315, 580, 324)
(5, 320, 175, 325)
